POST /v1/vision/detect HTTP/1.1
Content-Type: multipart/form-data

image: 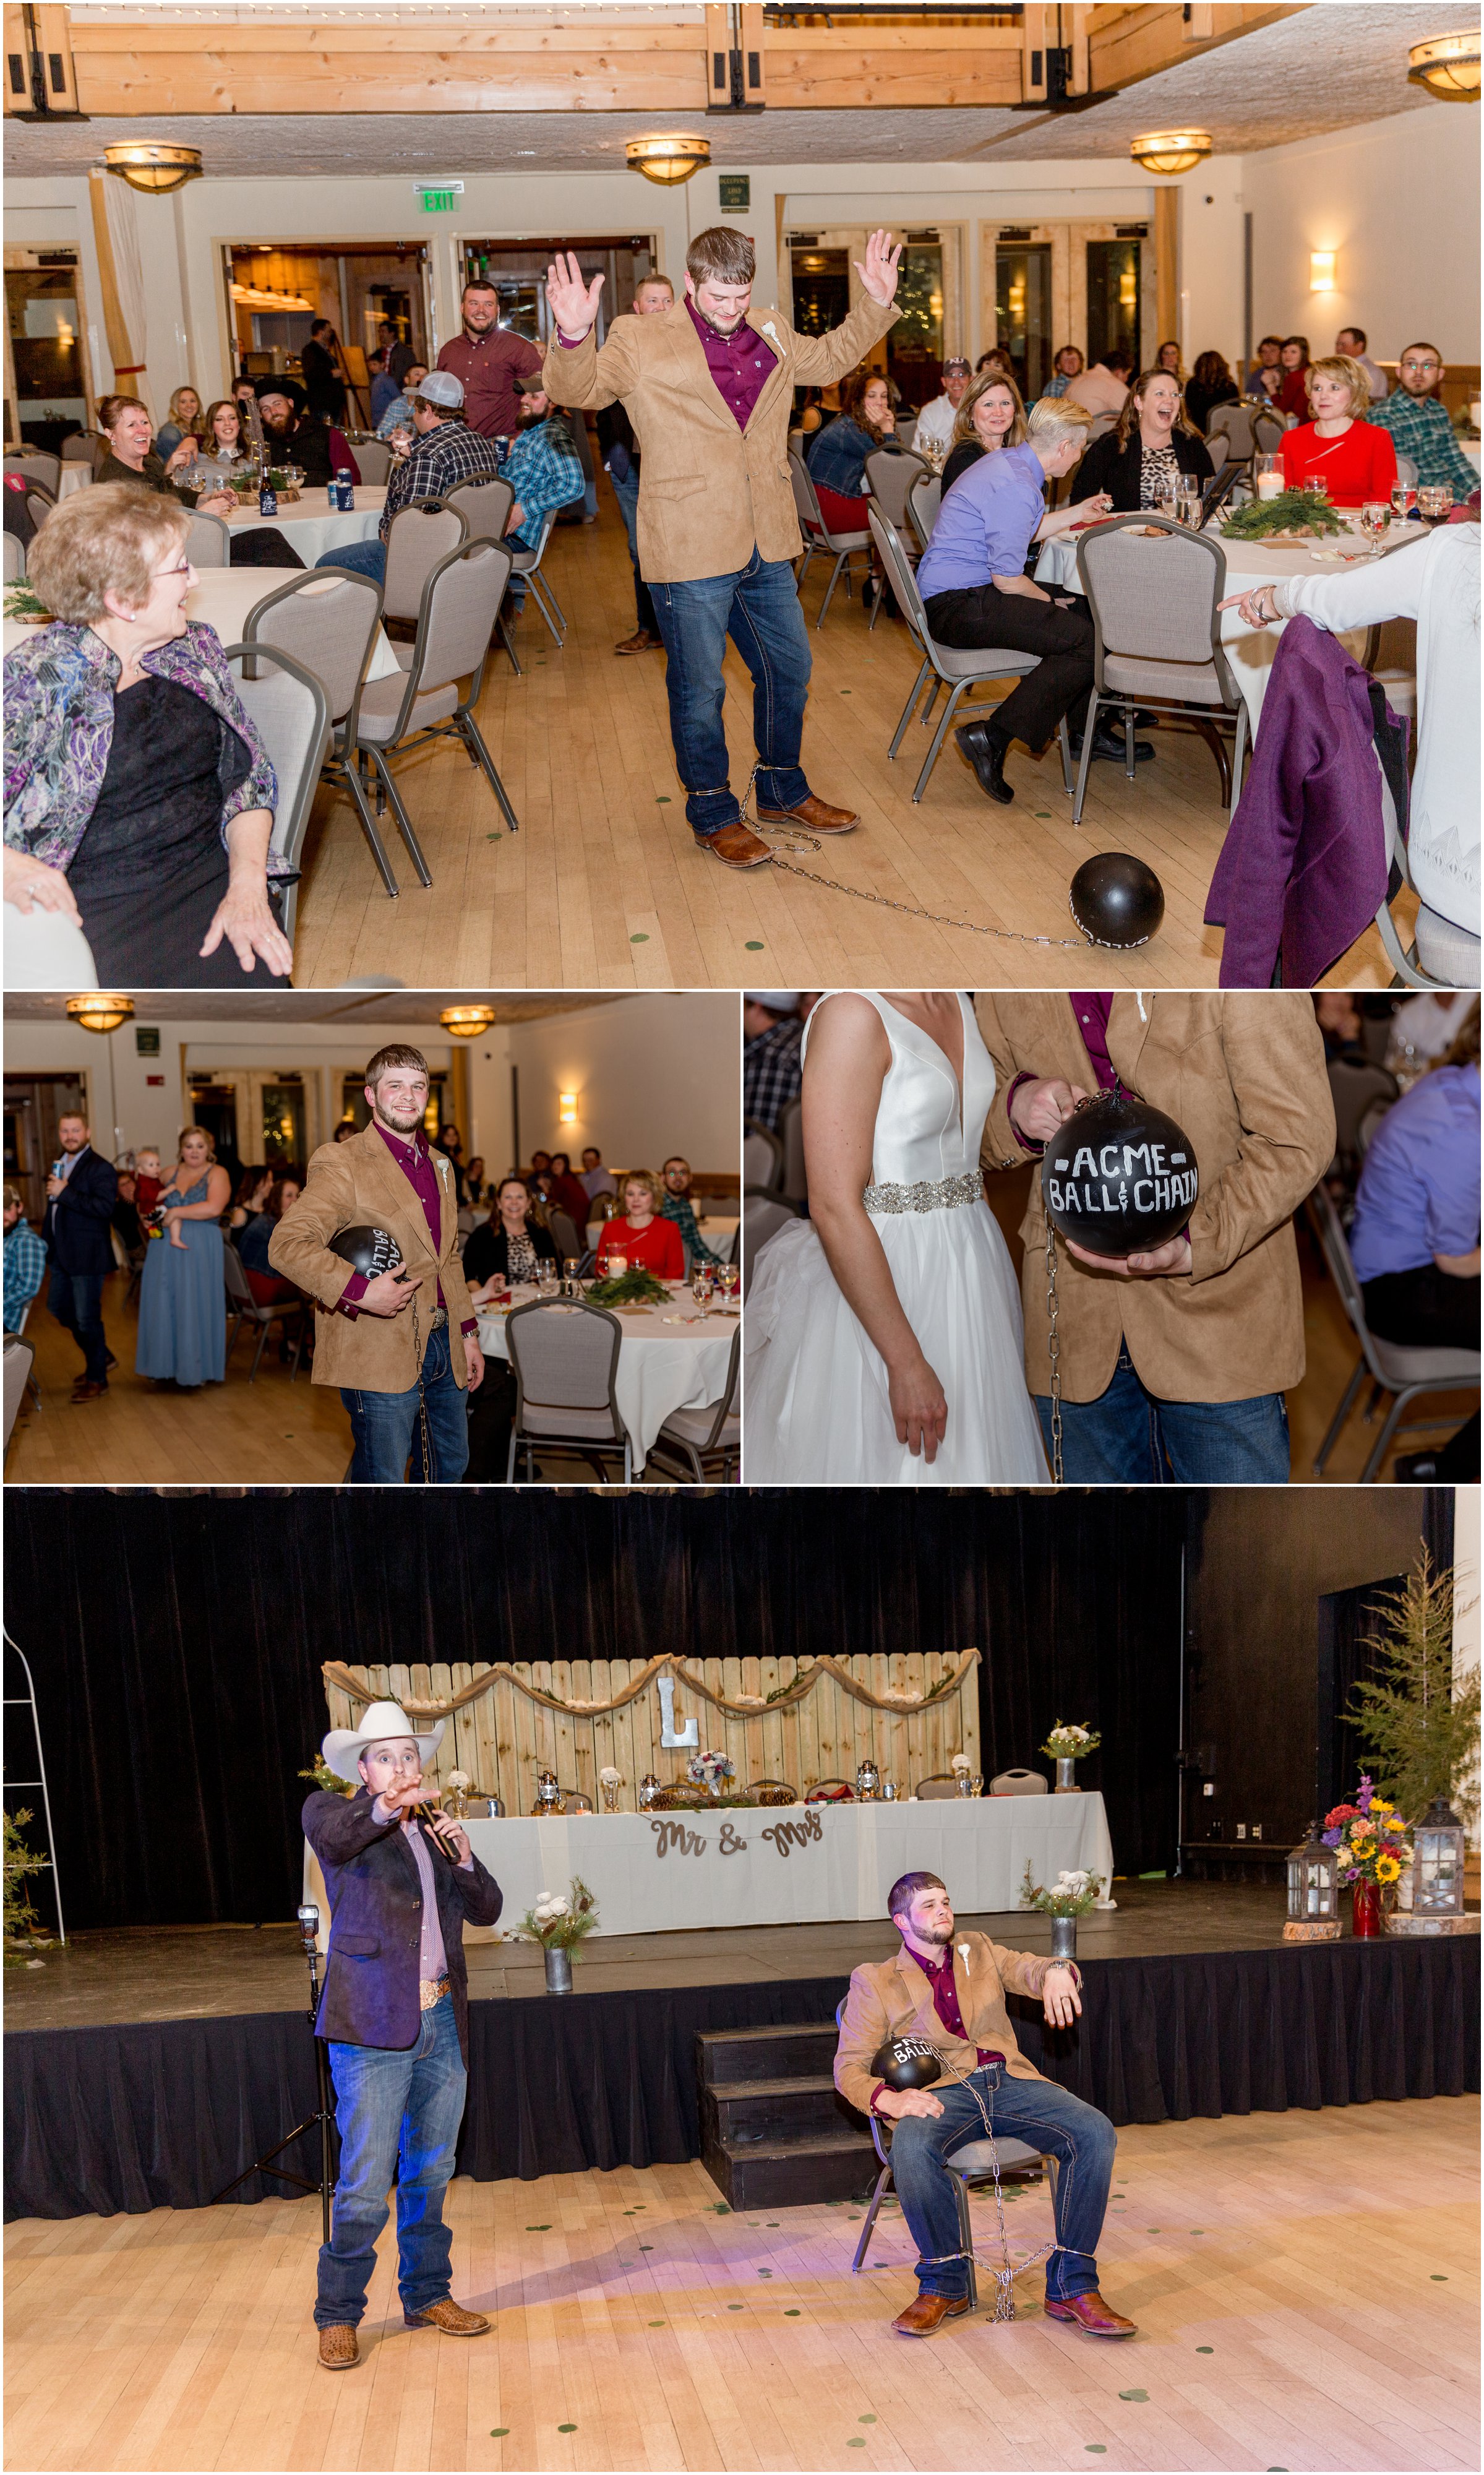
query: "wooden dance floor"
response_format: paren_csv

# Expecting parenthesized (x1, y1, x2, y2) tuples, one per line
(5, 2101, 1477, 2473)
(284, 497, 1409, 995)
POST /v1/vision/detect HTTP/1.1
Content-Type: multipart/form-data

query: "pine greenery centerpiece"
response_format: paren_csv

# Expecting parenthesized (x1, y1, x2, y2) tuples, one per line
(1345, 1551, 1480, 1825)
(585, 1265, 671, 1307)
(1220, 488, 1347, 540)
(3, 581, 51, 623)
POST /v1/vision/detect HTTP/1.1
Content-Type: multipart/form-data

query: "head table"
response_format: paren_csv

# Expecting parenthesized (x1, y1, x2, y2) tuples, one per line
(304, 1790, 1116, 1946)
(477, 1285, 736, 1466)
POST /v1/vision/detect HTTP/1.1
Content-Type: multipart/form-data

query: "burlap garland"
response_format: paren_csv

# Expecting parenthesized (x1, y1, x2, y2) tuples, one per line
(321, 1646, 979, 1723)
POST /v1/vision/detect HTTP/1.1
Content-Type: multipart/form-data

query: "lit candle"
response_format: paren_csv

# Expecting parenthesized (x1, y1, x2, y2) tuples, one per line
(1255, 469, 1285, 501)
(606, 1254, 627, 1277)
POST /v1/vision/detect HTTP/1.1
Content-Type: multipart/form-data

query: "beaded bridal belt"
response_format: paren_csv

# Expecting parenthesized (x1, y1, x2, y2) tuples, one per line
(862, 1172, 983, 1215)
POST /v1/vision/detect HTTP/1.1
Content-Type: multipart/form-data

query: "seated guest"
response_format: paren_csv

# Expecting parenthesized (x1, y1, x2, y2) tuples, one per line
(1154, 339, 1185, 384)
(463, 1174, 557, 1292)
(2, 486, 293, 986)
(237, 1174, 304, 1306)
(1370, 343, 1480, 499)
(579, 1145, 617, 1202)
(1245, 334, 1285, 400)
(97, 393, 234, 515)
(595, 1172, 685, 1280)
(1349, 1003, 1480, 1478)
(807, 368, 903, 527)
(940, 372, 1027, 497)
(529, 1149, 552, 1179)
(155, 385, 207, 464)
(660, 1156, 724, 1268)
(1275, 335, 1311, 420)
(316, 369, 501, 585)
(376, 363, 429, 441)
(200, 397, 254, 470)
(228, 1165, 273, 1230)
(1064, 345, 1133, 421)
(546, 1152, 592, 1232)
(974, 348, 1018, 383)
(502, 376, 588, 556)
(1041, 344, 1084, 402)
(432, 1124, 468, 1205)
(834, 1871, 1131, 2341)
(1277, 356, 1397, 506)
(463, 1154, 486, 1208)
(255, 379, 361, 493)
(1336, 326, 1389, 403)
(744, 992, 812, 1130)
(1185, 350, 1240, 436)
(1072, 368, 1214, 510)
(367, 349, 398, 428)
(915, 397, 1128, 806)
(911, 357, 972, 465)
(3, 1184, 46, 1334)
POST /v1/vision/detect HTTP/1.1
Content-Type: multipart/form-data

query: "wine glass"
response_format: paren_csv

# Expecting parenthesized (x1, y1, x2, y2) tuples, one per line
(691, 1265, 716, 1317)
(718, 1260, 740, 1311)
(537, 1259, 559, 1296)
(563, 1255, 581, 1296)
(1359, 500, 1389, 554)
(1391, 481, 1418, 525)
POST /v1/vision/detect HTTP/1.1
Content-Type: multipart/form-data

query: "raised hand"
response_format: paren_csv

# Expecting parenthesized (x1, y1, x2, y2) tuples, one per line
(853, 228, 903, 309)
(545, 249, 605, 343)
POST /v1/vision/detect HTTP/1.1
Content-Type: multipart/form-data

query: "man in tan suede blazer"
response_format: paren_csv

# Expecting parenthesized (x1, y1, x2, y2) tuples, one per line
(270, 1044, 481, 1484)
(974, 992, 1334, 1481)
(835, 1872, 1131, 2341)
(542, 224, 901, 869)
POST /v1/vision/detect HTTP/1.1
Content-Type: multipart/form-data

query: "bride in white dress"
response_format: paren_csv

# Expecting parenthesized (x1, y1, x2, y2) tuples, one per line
(744, 991, 1047, 1483)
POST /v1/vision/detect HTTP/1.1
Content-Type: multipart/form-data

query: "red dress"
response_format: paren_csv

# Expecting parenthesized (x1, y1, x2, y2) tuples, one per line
(596, 1216, 684, 1280)
(1278, 419, 1398, 508)
(813, 480, 870, 536)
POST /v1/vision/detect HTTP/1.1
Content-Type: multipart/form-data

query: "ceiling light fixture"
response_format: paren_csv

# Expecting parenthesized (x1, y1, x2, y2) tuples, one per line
(1407, 29, 1482, 97)
(439, 1005, 497, 1037)
(625, 132, 711, 185)
(1129, 128, 1212, 176)
(66, 993, 135, 1035)
(102, 142, 204, 194)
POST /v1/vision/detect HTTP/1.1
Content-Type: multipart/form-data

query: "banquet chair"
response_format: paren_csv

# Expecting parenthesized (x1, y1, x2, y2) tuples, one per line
(1251, 407, 1289, 458)
(441, 475, 521, 669)
(990, 1769, 1049, 1795)
(776, 1097, 807, 1205)
(864, 446, 930, 621)
(742, 1190, 800, 1299)
(382, 501, 468, 622)
(9, 476, 54, 536)
(182, 509, 230, 567)
(744, 1122, 784, 1192)
(1206, 403, 1256, 471)
(916, 1774, 965, 1799)
(645, 1325, 740, 1483)
(351, 439, 392, 486)
(61, 429, 108, 475)
(1307, 1183, 1480, 1480)
(836, 1999, 1056, 2308)
(505, 505, 567, 647)
(1355, 1095, 1393, 1156)
(791, 457, 871, 627)
(222, 1239, 309, 1384)
(1, 898, 99, 990)
(346, 538, 519, 876)
(906, 470, 941, 554)
(242, 566, 400, 896)
(4, 450, 60, 493)
(870, 507, 1075, 805)
(221, 641, 332, 944)
(547, 1207, 582, 1265)
(1073, 514, 1248, 827)
(1395, 452, 1420, 491)
(1326, 1057, 1399, 1173)
(3, 1338, 35, 1456)
(505, 1296, 637, 1482)
(4, 530, 23, 582)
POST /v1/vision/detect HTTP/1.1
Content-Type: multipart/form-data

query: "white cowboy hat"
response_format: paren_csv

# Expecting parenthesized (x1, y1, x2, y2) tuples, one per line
(322, 1697, 445, 1778)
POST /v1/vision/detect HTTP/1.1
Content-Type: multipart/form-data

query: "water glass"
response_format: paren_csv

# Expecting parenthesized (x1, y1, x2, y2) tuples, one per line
(1360, 500, 1389, 552)
(1391, 481, 1418, 523)
(537, 1259, 559, 1295)
(692, 1265, 716, 1317)
(1177, 481, 1203, 530)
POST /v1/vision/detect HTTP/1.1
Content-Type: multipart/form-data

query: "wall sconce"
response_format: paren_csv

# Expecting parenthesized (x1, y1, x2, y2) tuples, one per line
(558, 1092, 579, 1125)
(1309, 251, 1337, 292)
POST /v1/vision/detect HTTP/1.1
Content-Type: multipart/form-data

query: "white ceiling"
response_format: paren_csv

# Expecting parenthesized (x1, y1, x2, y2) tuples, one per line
(2, 991, 628, 1024)
(1, 7, 1443, 180)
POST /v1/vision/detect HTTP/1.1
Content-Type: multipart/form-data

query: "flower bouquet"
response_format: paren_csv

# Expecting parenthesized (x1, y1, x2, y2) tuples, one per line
(1041, 1722, 1100, 1792)
(687, 1749, 735, 1798)
(599, 1765, 624, 1814)
(1321, 1776, 1410, 1937)
(444, 1767, 470, 1820)
(1021, 1862, 1104, 1962)
(516, 1875, 599, 1990)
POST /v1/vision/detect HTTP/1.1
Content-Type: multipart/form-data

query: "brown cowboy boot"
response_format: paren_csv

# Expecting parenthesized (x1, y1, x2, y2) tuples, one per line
(317, 2324, 359, 2369)
(753, 793, 859, 833)
(1044, 2290, 1138, 2338)
(403, 2297, 491, 2335)
(892, 2292, 972, 2336)
(693, 822, 773, 867)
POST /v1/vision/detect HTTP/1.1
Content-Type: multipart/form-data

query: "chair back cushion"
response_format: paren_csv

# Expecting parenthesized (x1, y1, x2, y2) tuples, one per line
(248, 572, 380, 721)
(2, 898, 98, 991)
(184, 510, 229, 568)
(864, 447, 929, 530)
(1078, 519, 1235, 705)
(867, 506, 929, 644)
(445, 475, 515, 544)
(907, 471, 941, 550)
(1207, 403, 1256, 460)
(507, 1299, 621, 1429)
(989, 1768, 1048, 1796)
(383, 504, 466, 621)
(353, 439, 392, 486)
(225, 647, 330, 862)
(415, 541, 509, 692)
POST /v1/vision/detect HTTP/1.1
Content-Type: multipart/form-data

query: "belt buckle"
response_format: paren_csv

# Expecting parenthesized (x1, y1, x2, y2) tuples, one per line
(419, 1974, 450, 2012)
(426, 1307, 448, 1332)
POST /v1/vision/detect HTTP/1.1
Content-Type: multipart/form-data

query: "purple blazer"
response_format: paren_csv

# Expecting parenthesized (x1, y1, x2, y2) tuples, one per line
(303, 1787, 503, 2059)
(1204, 616, 1408, 989)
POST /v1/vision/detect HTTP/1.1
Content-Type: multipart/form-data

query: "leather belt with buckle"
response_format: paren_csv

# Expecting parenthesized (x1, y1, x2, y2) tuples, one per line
(425, 1307, 448, 1332)
(419, 1973, 451, 2011)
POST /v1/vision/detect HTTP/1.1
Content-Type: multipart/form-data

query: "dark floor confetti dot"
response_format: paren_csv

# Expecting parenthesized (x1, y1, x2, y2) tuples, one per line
(557, 2424, 577, 2433)
(1086, 2448, 1107, 2456)
(846, 2442, 865, 2451)
(640, 2244, 654, 2251)
(490, 2430, 510, 2439)
(1118, 2390, 1148, 2403)
(758, 2268, 773, 2277)
(728, 2304, 744, 2311)
(1196, 2346, 1214, 2354)
(713, 2203, 731, 2213)
(526, 2223, 551, 2230)
(745, 939, 765, 950)
(656, 795, 671, 804)
(785, 2308, 801, 2316)
(1431, 2274, 1449, 2281)
(859, 2416, 877, 2425)
(648, 2320, 665, 2327)
(1191, 2229, 1205, 2234)
(630, 932, 649, 942)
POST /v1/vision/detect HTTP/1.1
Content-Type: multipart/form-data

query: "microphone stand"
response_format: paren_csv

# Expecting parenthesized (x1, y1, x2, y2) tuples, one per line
(211, 1903, 338, 2245)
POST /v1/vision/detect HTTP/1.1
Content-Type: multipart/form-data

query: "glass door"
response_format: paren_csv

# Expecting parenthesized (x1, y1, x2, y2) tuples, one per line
(888, 239, 945, 412)
(994, 242, 1053, 405)
(1086, 239, 1142, 374)
(4, 260, 90, 452)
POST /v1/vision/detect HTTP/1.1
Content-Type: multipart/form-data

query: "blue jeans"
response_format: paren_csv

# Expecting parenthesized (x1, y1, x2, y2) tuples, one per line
(48, 1267, 108, 1384)
(647, 548, 813, 833)
(315, 537, 386, 582)
(341, 1321, 470, 1483)
(317, 1994, 467, 2328)
(1037, 1344, 1291, 1481)
(609, 466, 656, 635)
(887, 2063, 1115, 2304)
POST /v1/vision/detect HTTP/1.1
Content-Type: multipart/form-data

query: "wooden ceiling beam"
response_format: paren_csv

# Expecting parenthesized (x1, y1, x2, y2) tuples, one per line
(1084, 2, 1307, 97)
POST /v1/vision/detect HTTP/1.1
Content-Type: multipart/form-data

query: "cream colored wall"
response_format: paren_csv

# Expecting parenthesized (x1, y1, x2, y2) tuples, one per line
(505, 994, 740, 1173)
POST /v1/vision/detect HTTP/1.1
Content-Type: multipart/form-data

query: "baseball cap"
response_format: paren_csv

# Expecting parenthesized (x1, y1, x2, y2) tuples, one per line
(406, 369, 465, 410)
(745, 992, 800, 1013)
(943, 357, 971, 377)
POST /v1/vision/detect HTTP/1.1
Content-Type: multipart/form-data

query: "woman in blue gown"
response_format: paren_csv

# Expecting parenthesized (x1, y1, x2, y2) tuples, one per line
(136, 1124, 229, 1387)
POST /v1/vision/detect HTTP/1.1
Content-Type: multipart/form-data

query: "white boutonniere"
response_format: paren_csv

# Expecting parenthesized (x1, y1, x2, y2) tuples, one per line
(958, 1942, 970, 1965)
(761, 320, 779, 345)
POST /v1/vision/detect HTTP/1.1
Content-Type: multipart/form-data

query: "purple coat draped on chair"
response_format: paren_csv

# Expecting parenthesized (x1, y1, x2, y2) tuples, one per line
(1204, 616, 1409, 989)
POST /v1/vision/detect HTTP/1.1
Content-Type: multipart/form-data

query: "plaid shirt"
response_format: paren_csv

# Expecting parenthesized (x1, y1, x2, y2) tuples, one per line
(1367, 392, 1478, 496)
(504, 416, 585, 551)
(379, 417, 505, 539)
(661, 1191, 724, 1268)
(4, 1216, 46, 1328)
(744, 1017, 805, 1131)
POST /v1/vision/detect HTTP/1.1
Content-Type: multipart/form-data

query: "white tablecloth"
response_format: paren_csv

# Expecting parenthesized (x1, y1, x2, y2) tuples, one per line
(55, 463, 93, 501)
(1033, 522, 1427, 730)
(3, 566, 400, 678)
(1460, 441, 1481, 475)
(477, 1283, 736, 1464)
(223, 483, 385, 565)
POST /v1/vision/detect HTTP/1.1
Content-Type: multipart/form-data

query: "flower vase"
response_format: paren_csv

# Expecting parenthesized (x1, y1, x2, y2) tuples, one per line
(1351, 1880, 1383, 1939)
(601, 1781, 621, 1814)
(544, 1945, 573, 1994)
(1055, 1758, 1078, 1794)
(1050, 1915, 1078, 1962)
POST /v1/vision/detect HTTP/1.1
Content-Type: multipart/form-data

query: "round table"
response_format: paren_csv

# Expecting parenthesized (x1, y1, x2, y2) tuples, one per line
(55, 463, 94, 502)
(476, 1285, 737, 1466)
(1034, 517, 1428, 730)
(2, 564, 401, 678)
(222, 483, 385, 564)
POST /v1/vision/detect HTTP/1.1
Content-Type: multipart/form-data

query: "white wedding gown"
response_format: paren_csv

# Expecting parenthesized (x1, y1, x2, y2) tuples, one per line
(744, 992, 1048, 1483)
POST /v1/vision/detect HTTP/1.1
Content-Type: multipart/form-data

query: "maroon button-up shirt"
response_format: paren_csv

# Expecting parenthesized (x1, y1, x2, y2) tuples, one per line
(338, 1124, 476, 1332)
(870, 1940, 1005, 2112)
(685, 301, 776, 428)
(1009, 992, 1116, 1154)
(436, 326, 543, 439)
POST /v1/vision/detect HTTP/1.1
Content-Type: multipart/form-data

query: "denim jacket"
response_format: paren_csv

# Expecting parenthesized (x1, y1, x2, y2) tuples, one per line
(3, 619, 281, 876)
(806, 413, 901, 499)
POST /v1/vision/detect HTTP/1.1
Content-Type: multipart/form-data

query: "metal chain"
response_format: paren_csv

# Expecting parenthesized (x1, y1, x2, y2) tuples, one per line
(1044, 1224, 1064, 1485)
(914, 2075, 1055, 2321)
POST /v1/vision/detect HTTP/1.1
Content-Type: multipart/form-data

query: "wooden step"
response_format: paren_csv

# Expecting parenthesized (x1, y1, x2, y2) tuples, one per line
(701, 2127, 880, 2211)
(703, 2072, 855, 2145)
(695, 2021, 840, 2084)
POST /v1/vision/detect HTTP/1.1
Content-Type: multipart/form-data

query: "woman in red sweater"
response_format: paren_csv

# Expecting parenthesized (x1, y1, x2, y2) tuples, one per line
(1278, 355, 1398, 507)
(596, 1171, 685, 1281)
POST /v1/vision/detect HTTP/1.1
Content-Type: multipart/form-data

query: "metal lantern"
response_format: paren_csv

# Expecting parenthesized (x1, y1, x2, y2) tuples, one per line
(1283, 1823, 1340, 1940)
(533, 1767, 562, 1815)
(1413, 1795, 1466, 1917)
(856, 1760, 880, 1801)
(637, 1773, 661, 1811)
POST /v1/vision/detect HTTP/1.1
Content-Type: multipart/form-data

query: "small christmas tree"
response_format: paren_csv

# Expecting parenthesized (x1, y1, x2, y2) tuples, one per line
(3, 1809, 51, 1964)
(1345, 1550, 1480, 1827)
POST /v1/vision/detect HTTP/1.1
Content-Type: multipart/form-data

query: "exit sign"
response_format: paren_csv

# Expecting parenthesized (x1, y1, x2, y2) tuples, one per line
(417, 181, 464, 213)
(135, 1027, 160, 1055)
(718, 174, 750, 212)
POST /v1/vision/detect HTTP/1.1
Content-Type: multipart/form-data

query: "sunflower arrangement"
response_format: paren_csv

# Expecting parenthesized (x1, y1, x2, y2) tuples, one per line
(1321, 1774, 1410, 1886)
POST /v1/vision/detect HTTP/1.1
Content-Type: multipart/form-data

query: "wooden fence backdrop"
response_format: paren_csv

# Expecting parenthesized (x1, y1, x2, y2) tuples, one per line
(322, 1652, 980, 1813)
